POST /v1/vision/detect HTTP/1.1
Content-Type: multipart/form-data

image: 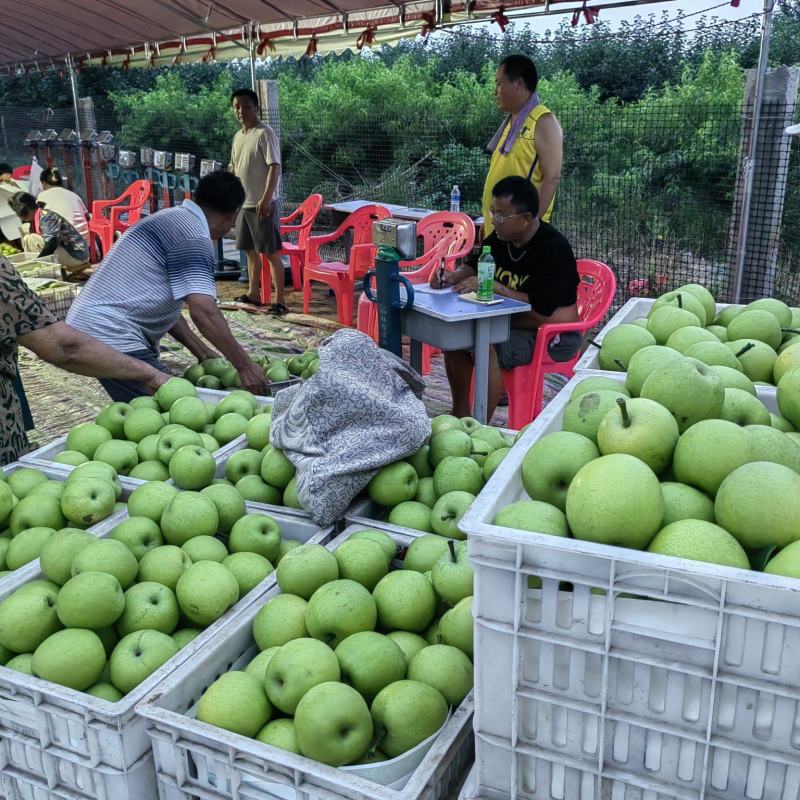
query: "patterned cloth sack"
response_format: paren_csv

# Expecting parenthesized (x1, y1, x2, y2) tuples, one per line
(270, 329, 430, 526)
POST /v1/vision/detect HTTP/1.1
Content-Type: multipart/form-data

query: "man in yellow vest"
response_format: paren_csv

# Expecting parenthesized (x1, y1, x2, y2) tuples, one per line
(482, 55, 563, 236)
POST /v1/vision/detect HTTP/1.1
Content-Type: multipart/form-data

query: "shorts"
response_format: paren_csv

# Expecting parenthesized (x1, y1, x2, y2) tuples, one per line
(235, 207, 282, 255)
(98, 348, 171, 403)
(495, 329, 583, 370)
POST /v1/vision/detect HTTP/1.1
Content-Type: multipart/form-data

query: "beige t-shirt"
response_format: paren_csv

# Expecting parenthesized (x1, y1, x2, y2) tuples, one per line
(231, 122, 281, 209)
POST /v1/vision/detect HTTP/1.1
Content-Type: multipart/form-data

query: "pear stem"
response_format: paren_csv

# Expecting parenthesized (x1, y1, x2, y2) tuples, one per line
(676, 293, 683, 309)
(448, 539, 457, 563)
(616, 397, 631, 428)
(586, 338, 602, 349)
(735, 342, 756, 358)
(781, 328, 800, 335)
(614, 357, 627, 371)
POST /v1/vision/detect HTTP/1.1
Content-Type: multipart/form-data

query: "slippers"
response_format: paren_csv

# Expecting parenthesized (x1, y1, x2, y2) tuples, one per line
(267, 302, 290, 316)
(234, 294, 266, 307)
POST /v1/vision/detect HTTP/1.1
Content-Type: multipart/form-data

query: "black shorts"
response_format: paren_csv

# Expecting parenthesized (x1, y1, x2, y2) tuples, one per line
(235, 208, 282, 255)
(495, 329, 583, 370)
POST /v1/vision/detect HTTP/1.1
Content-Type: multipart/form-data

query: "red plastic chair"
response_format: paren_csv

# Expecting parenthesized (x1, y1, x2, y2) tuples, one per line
(303, 204, 391, 325)
(88, 179, 151, 261)
(11, 166, 31, 179)
(260, 193, 324, 304)
(499, 259, 617, 428)
(416, 211, 475, 272)
(357, 239, 450, 373)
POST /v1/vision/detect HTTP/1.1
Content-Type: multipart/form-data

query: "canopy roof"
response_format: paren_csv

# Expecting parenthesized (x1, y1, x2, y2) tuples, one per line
(0, 0, 673, 73)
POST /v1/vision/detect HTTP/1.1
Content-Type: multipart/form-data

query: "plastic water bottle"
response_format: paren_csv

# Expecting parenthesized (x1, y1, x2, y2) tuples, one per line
(449, 185, 461, 213)
(477, 245, 495, 301)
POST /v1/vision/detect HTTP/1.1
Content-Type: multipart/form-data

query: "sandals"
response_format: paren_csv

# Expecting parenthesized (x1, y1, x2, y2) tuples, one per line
(267, 302, 290, 316)
(234, 294, 266, 307)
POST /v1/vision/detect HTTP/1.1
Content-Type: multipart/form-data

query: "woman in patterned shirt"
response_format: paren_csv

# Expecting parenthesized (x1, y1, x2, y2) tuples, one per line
(0, 256, 168, 465)
(8, 192, 90, 276)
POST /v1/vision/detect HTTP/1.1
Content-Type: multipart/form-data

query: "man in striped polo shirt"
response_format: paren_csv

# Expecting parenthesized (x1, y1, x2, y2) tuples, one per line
(67, 171, 268, 401)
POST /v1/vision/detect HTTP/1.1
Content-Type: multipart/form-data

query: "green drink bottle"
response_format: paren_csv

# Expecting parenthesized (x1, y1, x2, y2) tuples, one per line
(477, 245, 495, 301)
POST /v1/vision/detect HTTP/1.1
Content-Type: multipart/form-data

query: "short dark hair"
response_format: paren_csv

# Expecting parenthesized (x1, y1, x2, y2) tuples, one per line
(492, 176, 539, 216)
(40, 167, 63, 187)
(8, 192, 42, 216)
(0, 163, 12, 175)
(499, 54, 539, 93)
(230, 88, 259, 108)
(193, 171, 245, 214)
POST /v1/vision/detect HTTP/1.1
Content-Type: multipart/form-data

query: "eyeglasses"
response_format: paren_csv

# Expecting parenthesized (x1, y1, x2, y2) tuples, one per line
(489, 210, 525, 224)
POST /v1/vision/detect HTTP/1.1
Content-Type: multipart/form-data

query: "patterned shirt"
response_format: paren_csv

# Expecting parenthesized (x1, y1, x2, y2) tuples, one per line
(66, 201, 216, 354)
(38, 207, 90, 262)
(0, 255, 57, 465)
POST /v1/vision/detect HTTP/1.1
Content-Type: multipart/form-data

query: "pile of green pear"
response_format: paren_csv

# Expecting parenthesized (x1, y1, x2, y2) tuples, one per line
(0, 474, 308, 700)
(365, 415, 518, 536)
(596, 285, 800, 388)
(49, 377, 273, 479)
(0, 242, 19, 256)
(496, 362, 800, 578)
(0, 463, 125, 578)
(195, 528, 473, 769)
(183, 348, 319, 389)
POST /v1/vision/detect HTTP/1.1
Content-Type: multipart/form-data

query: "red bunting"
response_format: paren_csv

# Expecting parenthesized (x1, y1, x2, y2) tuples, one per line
(356, 25, 377, 50)
(492, 6, 510, 32)
(572, 1, 599, 26)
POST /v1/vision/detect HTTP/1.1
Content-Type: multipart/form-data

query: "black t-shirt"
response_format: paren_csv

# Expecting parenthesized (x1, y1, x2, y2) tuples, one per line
(468, 223, 579, 316)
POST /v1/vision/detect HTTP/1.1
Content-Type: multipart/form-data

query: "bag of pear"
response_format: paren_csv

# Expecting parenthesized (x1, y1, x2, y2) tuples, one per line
(270, 329, 430, 526)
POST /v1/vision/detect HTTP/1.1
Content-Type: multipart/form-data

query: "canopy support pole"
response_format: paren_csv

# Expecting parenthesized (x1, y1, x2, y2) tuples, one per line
(247, 23, 257, 90)
(732, 0, 775, 302)
(66, 55, 81, 133)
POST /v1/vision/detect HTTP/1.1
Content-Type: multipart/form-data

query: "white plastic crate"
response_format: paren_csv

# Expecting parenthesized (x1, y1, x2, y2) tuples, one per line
(458, 373, 800, 800)
(0, 739, 154, 800)
(137, 524, 475, 800)
(0, 461, 142, 594)
(0, 507, 335, 799)
(574, 297, 734, 372)
(20, 389, 274, 468)
(7, 252, 60, 268)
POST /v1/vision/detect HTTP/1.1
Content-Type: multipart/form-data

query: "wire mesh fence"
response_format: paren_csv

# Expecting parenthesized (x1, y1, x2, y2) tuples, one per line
(1, 85, 798, 309)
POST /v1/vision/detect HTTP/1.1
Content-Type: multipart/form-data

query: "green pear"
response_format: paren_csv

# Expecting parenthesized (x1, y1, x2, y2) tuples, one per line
(651, 290, 708, 325)
(596, 397, 679, 475)
(565, 454, 664, 549)
(597, 324, 656, 371)
(725, 339, 777, 383)
(708, 365, 756, 395)
(665, 326, 718, 354)
(705, 325, 728, 342)
(672, 419, 752, 496)
(647, 520, 749, 569)
(716, 304, 744, 326)
(676, 283, 717, 324)
(571, 376, 630, 400)
(491, 500, 568, 536)
(773, 343, 800, 385)
(727, 310, 783, 350)
(684, 340, 742, 370)
(777, 367, 800, 429)
(719, 388, 771, 427)
(746, 424, 800, 472)
(744, 298, 793, 328)
(625, 346, 684, 396)
(562, 390, 630, 444)
(521, 431, 599, 512)
(660, 482, 715, 525)
(715, 462, 800, 549)
(646, 305, 702, 345)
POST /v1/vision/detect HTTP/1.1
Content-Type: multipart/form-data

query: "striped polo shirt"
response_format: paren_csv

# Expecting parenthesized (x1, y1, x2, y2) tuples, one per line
(66, 201, 216, 354)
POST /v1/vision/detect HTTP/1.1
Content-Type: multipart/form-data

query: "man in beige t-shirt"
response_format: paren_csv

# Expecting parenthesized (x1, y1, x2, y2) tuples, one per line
(229, 88, 286, 314)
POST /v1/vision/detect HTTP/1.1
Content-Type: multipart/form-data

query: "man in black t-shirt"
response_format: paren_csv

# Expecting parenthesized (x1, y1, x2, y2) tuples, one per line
(431, 176, 581, 420)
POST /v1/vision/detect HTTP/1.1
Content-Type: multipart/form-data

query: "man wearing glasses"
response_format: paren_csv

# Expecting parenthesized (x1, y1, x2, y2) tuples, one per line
(431, 176, 580, 420)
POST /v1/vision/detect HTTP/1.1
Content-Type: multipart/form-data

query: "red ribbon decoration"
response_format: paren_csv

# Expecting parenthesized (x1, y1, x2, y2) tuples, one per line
(730, 0, 740, 6)
(572, 1, 599, 25)
(421, 11, 436, 36)
(257, 33, 276, 55)
(304, 36, 318, 58)
(492, 6, 510, 32)
(356, 25, 377, 50)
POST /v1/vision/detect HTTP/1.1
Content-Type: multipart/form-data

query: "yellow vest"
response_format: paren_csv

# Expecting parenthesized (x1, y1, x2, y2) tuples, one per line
(482, 103, 555, 236)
